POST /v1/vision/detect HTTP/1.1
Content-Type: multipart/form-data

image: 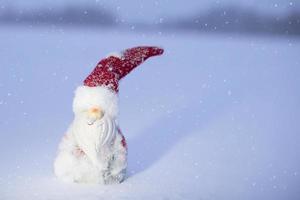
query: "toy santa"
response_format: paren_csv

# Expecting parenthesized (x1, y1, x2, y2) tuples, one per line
(54, 46, 164, 184)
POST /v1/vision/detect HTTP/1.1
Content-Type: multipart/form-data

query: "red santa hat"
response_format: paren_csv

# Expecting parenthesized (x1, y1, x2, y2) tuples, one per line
(73, 46, 164, 118)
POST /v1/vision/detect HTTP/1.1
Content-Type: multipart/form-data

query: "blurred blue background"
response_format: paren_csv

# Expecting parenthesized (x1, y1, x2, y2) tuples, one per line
(0, 0, 300, 36)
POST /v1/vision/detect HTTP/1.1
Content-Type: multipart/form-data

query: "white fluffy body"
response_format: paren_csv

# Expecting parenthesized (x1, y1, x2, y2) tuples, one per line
(54, 86, 127, 184)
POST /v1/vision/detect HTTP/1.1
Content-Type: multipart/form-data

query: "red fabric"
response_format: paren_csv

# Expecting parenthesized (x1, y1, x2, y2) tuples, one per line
(121, 134, 127, 149)
(117, 127, 127, 149)
(84, 46, 164, 92)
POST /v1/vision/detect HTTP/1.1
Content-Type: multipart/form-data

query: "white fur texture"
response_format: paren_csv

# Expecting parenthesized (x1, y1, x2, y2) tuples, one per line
(54, 86, 126, 184)
(73, 86, 118, 118)
(106, 52, 122, 58)
(54, 122, 127, 184)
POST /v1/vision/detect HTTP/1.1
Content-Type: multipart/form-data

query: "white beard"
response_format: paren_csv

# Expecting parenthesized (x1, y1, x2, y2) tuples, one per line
(72, 114, 117, 167)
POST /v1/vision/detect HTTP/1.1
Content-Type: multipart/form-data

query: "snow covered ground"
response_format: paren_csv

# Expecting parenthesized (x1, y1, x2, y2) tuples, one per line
(0, 26, 300, 200)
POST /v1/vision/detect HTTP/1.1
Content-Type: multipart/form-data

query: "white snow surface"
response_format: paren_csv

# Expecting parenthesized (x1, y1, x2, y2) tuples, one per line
(0, 26, 300, 200)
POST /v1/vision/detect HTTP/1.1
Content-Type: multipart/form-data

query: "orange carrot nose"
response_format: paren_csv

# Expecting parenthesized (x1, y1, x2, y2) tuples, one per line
(91, 108, 100, 113)
(88, 107, 104, 120)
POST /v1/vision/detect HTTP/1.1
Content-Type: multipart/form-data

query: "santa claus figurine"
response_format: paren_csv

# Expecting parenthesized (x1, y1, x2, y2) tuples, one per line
(54, 46, 164, 184)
